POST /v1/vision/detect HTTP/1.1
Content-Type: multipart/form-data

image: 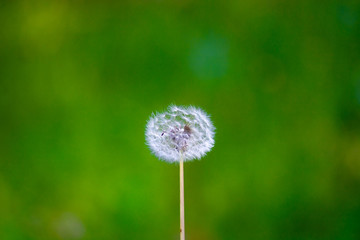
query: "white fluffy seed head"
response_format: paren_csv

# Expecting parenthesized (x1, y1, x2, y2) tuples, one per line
(145, 105, 215, 163)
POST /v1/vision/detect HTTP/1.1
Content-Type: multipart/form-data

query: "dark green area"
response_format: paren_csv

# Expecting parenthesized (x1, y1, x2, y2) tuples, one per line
(1, 1, 360, 239)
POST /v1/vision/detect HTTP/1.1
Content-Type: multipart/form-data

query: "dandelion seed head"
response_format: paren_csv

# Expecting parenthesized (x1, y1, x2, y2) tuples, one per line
(145, 105, 215, 163)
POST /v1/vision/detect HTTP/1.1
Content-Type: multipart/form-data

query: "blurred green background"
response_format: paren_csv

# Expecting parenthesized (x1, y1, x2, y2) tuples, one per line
(1, 0, 360, 239)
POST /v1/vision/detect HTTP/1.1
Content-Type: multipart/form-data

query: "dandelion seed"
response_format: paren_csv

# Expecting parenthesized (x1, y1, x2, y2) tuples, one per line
(145, 105, 215, 163)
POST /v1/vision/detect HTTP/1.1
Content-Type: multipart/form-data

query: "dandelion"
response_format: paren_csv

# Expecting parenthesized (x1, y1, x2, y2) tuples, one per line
(145, 105, 215, 240)
(146, 105, 215, 163)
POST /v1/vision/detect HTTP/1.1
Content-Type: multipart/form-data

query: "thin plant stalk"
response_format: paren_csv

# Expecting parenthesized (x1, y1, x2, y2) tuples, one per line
(180, 154, 185, 240)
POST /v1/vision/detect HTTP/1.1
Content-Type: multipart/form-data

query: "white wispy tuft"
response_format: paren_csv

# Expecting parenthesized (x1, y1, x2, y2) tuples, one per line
(145, 105, 215, 163)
